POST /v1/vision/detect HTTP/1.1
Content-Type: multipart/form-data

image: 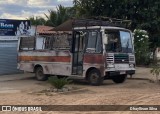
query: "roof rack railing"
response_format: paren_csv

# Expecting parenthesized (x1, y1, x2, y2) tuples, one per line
(72, 17, 131, 28)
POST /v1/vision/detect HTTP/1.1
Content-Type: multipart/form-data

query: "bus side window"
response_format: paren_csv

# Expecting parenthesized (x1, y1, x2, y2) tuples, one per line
(52, 34, 71, 50)
(20, 37, 35, 50)
(86, 31, 102, 53)
(96, 32, 102, 53)
(44, 37, 52, 49)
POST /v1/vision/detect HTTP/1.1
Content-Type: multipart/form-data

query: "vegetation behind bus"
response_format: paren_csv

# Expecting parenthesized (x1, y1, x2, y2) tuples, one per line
(133, 29, 150, 65)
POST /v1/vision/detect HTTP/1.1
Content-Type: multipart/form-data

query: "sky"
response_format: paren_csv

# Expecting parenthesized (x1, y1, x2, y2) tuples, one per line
(0, 0, 73, 20)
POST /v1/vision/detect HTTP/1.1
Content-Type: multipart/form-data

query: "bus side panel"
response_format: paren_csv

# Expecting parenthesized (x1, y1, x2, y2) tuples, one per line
(18, 50, 72, 75)
(83, 54, 105, 77)
(17, 62, 34, 72)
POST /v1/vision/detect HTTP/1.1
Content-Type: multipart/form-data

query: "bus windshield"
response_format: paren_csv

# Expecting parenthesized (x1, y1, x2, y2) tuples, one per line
(105, 29, 133, 53)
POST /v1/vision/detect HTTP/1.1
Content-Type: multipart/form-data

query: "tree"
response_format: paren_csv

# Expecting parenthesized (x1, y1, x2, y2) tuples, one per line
(45, 5, 75, 27)
(73, 0, 106, 17)
(134, 29, 150, 65)
(45, 10, 57, 26)
(28, 16, 46, 25)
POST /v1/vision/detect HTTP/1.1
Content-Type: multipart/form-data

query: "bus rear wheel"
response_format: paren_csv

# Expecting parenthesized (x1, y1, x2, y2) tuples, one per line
(87, 69, 103, 86)
(112, 74, 127, 83)
(35, 67, 48, 81)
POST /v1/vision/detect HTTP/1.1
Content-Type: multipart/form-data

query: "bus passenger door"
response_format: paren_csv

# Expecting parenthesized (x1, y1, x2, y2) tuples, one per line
(72, 31, 86, 75)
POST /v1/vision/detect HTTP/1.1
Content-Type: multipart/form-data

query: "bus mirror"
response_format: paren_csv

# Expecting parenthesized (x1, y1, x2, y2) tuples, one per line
(103, 34, 108, 44)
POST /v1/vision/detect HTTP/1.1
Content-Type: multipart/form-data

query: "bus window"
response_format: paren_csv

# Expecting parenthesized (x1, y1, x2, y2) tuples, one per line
(52, 34, 70, 50)
(87, 31, 97, 49)
(105, 30, 121, 52)
(19, 37, 35, 50)
(96, 32, 102, 53)
(86, 31, 102, 53)
(44, 37, 52, 49)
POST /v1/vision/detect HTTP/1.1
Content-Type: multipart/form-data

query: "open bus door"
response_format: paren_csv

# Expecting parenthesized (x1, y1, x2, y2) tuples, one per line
(71, 31, 86, 75)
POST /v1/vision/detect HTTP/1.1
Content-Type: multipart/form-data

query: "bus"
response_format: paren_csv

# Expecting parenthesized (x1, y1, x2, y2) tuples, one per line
(17, 19, 135, 86)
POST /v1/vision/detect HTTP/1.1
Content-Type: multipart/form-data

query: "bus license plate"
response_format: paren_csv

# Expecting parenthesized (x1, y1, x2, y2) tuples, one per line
(120, 71, 126, 74)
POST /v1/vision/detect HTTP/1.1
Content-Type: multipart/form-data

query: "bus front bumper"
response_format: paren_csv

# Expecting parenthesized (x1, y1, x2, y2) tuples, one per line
(105, 70, 135, 77)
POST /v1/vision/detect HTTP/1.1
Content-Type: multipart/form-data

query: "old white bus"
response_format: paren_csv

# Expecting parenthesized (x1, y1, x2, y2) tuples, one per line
(17, 19, 135, 85)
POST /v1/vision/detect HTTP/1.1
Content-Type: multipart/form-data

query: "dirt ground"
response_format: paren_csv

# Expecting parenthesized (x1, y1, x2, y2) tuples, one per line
(0, 67, 160, 114)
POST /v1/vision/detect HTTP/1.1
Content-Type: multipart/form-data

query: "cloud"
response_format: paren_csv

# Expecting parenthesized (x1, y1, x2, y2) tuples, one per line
(0, 13, 21, 19)
(0, 11, 43, 20)
(28, 0, 50, 6)
(0, 0, 27, 5)
(0, 0, 73, 19)
(58, 0, 73, 2)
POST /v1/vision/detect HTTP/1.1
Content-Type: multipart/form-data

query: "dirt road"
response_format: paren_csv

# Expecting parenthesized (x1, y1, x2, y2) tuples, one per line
(0, 67, 160, 114)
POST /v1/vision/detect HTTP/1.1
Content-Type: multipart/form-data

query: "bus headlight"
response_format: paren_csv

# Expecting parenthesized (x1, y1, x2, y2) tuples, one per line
(129, 64, 135, 68)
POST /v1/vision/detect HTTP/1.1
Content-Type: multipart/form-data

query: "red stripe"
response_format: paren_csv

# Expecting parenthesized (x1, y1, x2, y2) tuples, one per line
(83, 54, 104, 64)
(18, 56, 71, 62)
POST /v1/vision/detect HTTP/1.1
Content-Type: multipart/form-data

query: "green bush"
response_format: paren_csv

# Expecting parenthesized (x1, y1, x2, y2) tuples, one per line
(48, 76, 72, 89)
(134, 29, 150, 65)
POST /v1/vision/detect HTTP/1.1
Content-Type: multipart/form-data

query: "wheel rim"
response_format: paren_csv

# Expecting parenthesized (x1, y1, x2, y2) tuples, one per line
(90, 73, 99, 83)
(37, 69, 44, 78)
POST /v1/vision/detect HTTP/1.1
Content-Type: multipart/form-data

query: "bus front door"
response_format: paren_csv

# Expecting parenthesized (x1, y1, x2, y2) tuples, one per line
(72, 31, 86, 75)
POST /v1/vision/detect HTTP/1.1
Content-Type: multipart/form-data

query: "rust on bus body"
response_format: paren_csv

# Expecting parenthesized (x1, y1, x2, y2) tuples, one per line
(18, 56, 71, 62)
(83, 54, 104, 64)
(99, 65, 105, 76)
(44, 65, 49, 72)
(83, 54, 105, 76)
(18, 50, 71, 62)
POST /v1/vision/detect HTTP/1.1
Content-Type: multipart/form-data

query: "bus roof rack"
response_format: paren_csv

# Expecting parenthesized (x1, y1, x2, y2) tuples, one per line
(52, 17, 131, 31)
(72, 17, 131, 28)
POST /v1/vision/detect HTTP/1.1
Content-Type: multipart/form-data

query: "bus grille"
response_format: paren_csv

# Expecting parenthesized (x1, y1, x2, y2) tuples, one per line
(106, 53, 114, 63)
(114, 54, 129, 63)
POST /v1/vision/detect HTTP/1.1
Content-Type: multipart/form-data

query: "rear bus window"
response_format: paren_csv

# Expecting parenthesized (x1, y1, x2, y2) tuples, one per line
(19, 37, 35, 50)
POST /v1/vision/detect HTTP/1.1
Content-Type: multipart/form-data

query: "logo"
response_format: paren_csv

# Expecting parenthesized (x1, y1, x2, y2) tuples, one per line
(2, 106, 11, 111)
(0, 23, 14, 28)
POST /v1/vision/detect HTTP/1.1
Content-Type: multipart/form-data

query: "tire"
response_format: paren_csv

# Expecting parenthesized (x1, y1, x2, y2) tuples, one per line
(87, 69, 103, 86)
(35, 67, 48, 81)
(112, 74, 127, 83)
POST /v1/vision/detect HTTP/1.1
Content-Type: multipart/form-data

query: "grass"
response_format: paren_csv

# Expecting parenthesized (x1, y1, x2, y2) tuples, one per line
(48, 76, 72, 89)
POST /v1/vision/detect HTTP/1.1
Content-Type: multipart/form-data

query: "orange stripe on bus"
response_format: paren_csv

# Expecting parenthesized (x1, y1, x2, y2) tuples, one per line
(83, 54, 104, 64)
(18, 56, 71, 62)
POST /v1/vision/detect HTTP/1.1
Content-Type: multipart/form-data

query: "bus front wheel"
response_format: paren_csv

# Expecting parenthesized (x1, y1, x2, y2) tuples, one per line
(87, 69, 103, 86)
(35, 67, 48, 81)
